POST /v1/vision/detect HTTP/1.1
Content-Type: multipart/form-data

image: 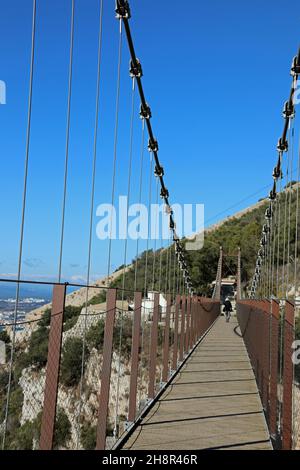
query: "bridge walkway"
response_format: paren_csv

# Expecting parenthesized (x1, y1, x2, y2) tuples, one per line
(122, 316, 272, 450)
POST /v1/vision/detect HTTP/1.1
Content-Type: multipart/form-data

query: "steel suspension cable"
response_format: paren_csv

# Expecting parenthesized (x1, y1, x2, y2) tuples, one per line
(286, 124, 295, 297)
(276, 175, 283, 296)
(143, 156, 153, 297)
(58, 0, 75, 282)
(165, 235, 170, 293)
(76, 0, 103, 448)
(107, 20, 123, 283)
(169, 237, 173, 296)
(282, 132, 291, 297)
(268, 205, 273, 297)
(158, 240, 163, 293)
(293, 134, 300, 297)
(172, 243, 176, 302)
(292, 124, 300, 448)
(115, 0, 193, 292)
(114, 77, 136, 439)
(271, 197, 278, 297)
(250, 48, 300, 299)
(2, 0, 37, 450)
(151, 179, 159, 291)
(133, 119, 145, 291)
(176, 255, 180, 295)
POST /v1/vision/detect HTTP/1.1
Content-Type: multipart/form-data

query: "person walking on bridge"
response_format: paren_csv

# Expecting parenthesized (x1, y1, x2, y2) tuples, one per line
(223, 297, 233, 322)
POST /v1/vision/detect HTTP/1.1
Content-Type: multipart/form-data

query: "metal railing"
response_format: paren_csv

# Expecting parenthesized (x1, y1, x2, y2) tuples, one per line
(237, 299, 298, 450)
(0, 279, 220, 450)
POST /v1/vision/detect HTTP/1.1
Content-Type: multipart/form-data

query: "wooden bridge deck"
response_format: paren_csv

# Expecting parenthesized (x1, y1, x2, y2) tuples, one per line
(122, 316, 272, 450)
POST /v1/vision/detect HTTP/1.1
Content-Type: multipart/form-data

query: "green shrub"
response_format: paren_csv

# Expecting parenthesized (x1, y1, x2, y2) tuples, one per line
(64, 305, 82, 322)
(38, 308, 51, 327)
(63, 315, 78, 332)
(88, 291, 107, 306)
(0, 370, 9, 393)
(113, 316, 132, 359)
(27, 326, 49, 368)
(5, 386, 24, 435)
(80, 423, 96, 450)
(86, 319, 105, 350)
(9, 420, 35, 449)
(8, 415, 41, 450)
(60, 337, 89, 387)
(7, 408, 71, 450)
(39, 305, 81, 329)
(0, 330, 10, 343)
(53, 409, 71, 448)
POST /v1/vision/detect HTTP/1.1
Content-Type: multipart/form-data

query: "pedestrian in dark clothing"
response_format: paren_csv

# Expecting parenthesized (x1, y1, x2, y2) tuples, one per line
(223, 297, 233, 322)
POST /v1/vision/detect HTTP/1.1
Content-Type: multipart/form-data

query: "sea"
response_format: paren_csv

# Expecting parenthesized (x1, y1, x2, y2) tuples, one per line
(0, 284, 50, 329)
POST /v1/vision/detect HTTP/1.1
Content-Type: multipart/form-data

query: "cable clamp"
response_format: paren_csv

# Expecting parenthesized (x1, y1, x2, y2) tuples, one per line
(140, 103, 152, 120)
(154, 165, 164, 177)
(269, 189, 276, 201)
(115, 0, 131, 19)
(148, 138, 159, 153)
(282, 100, 295, 119)
(160, 187, 169, 199)
(272, 164, 281, 180)
(277, 137, 288, 153)
(291, 55, 300, 76)
(260, 236, 267, 247)
(265, 206, 272, 220)
(129, 59, 143, 78)
(263, 224, 270, 234)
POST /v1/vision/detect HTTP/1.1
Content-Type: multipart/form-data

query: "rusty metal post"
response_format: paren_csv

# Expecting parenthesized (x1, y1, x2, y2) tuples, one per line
(282, 301, 295, 450)
(40, 284, 66, 450)
(196, 297, 200, 340)
(148, 293, 159, 400)
(179, 295, 186, 361)
(190, 297, 195, 348)
(96, 288, 117, 450)
(172, 295, 180, 371)
(127, 291, 142, 423)
(162, 294, 171, 383)
(269, 299, 279, 438)
(262, 300, 270, 412)
(185, 296, 191, 354)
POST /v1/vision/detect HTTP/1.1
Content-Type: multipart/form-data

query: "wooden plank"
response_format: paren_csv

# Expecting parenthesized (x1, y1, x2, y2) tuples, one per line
(122, 317, 272, 450)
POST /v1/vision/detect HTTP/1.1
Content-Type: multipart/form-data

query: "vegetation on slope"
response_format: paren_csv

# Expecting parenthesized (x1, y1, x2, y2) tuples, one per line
(104, 186, 299, 298)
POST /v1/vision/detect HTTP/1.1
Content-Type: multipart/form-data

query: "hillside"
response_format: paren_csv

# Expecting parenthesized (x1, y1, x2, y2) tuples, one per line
(28, 183, 299, 310)
(111, 183, 299, 297)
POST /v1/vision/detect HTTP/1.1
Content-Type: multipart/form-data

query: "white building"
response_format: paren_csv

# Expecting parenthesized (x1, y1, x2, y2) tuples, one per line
(130, 291, 167, 319)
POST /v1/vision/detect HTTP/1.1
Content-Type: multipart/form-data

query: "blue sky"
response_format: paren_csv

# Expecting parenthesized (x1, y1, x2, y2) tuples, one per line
(0, 0, 300, 285)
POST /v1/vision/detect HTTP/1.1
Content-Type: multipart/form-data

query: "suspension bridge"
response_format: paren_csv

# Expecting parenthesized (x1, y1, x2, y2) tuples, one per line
(0, 0, 299, 451)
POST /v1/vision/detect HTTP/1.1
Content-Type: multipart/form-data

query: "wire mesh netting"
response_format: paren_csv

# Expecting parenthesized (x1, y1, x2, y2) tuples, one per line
(54, 290, 107, 450)
(0, 281, 55, 450)
(0, 316, 48, 450)
(137, 303, 151, 415)
(277, 304, 285, 445)
(0, 283, 110, 450)
(0, 279, 209, 450)
(107, 303, 133, 449)
(293, 309, 300, 449)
